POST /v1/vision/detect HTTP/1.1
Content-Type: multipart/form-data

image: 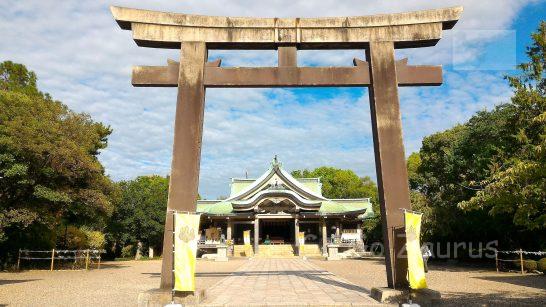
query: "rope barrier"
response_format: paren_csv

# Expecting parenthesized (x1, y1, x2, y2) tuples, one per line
(495, 249, 545, 275)
(497, 250, 546, 255)
(17, 249, 104, 271)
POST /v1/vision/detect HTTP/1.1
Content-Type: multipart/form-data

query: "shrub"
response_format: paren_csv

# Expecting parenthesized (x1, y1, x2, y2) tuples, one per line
(538, 258, 546, 272)
(523, 260, 537, 271)
(64, 226, 88, 249)
(121, 245, 134, 258)
(81, 228, 105, 250)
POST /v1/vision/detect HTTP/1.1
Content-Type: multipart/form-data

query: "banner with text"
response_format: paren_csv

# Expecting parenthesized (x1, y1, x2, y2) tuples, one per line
(174, 212, 201, 292)
(405, 211, 427, 289)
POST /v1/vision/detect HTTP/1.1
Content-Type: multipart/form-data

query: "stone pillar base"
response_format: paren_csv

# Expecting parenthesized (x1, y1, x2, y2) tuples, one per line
(371, 287, 441, 306)
(215, 245, 228, 262)
(327, 244, 341, 261)
(137, 288, 205, 307)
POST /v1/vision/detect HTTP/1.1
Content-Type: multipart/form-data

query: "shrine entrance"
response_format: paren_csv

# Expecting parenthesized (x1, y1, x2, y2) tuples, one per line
(111, 5, 463, 290)
(260, 219, 294, 245)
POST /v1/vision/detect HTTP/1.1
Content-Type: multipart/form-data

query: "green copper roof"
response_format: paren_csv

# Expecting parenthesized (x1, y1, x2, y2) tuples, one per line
(318, 200, 374, 218)
(196, 199, 374, 219)
(296, 178, 322, 195)
(197, 201, 233, 215)
(197, 158, 374, 219)
(230, 179, 254, 197)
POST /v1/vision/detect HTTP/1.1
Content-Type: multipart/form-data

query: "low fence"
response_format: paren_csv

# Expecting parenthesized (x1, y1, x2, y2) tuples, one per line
(17, 249, 104, 271)
(495, 249, 546, 274)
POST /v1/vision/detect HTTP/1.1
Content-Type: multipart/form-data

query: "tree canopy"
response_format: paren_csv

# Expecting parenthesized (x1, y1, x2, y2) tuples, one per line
(106, 175, 169, 254)
(0, 61, 115, 265)
(410, 22, 546, 249)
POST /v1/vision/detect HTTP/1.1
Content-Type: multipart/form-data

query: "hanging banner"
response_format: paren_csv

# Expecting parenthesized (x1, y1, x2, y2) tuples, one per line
(243, 230, 253, 256)
(298, 232, 306, 254)
(243, 230, 251, 245)
(174, 212, 201, 292)
(405, 211, 427, 289)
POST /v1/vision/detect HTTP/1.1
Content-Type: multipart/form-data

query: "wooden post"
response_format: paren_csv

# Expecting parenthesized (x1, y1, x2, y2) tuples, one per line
(495, 250, 499, 273)
(519, 249, 524, 274)
(85, 249, 90, 270)
(159, 41, 207, 289)
(17, 249, 21, 271)
(50, 249, 55, 271)
(367, 41, 412, 289)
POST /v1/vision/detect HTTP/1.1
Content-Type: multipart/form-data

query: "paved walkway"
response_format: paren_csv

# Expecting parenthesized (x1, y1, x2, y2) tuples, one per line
(202, 258, 381, 306)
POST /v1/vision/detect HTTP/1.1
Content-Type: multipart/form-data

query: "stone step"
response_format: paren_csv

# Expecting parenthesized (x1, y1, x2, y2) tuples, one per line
(257, 244, 295, 257)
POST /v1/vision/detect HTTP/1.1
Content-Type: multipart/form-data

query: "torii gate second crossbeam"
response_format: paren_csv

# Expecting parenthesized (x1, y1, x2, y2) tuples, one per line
(111, 5, 463, 290)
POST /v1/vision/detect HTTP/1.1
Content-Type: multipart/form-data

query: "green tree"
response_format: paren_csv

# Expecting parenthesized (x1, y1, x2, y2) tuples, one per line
(292, 167, 376, 199)
(106, 175, 169, 255)
(291, 167, 381, 241)
(412, 22, 546, 249)
(0, 61, 114, 266)
(460, 22, 546, 232)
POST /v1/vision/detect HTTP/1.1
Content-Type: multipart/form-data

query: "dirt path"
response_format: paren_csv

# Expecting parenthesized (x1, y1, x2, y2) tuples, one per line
(2, 258, 544, 306)
(0, 259, 246, 307)
(311, 258, 546, 306)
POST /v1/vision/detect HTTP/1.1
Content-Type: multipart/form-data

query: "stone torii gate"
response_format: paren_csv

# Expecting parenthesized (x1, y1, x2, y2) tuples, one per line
(111, 6, 462, 290)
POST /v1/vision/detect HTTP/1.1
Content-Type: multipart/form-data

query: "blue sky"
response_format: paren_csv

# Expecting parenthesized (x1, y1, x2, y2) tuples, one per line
(0, 0, 544, 198)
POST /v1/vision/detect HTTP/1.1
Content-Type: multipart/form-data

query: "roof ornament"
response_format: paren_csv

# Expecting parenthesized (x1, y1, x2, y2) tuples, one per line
(268, 179, 284, 190)
(271, 155, 282, 169)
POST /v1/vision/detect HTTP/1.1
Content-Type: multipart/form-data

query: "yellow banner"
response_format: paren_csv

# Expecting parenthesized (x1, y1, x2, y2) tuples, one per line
(405, 211, 427, 289)
(243, 230, 252, 256)
(298, 232, 305, 254)
(174, 213, 201, 292)
(243, 230, 251, 245)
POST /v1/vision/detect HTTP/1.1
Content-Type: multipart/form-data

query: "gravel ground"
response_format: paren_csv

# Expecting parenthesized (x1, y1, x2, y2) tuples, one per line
(2, 258, 544, 306)
(311, 258, 546, 306)
(0, 259, 246, 307)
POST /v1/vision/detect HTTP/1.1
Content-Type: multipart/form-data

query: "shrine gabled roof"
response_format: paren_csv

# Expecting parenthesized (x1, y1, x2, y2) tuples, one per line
(226, 159, 327, 202)
(196, 158, 375, 219)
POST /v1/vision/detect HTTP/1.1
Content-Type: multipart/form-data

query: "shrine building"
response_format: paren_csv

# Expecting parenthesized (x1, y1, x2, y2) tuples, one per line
(197, 158, 374, 257)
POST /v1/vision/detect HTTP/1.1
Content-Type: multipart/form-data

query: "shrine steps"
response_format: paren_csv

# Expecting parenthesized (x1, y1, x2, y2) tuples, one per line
(299, 244, 323, 257)
(231, 244, 324, 258)
(256, 244, 296, 258)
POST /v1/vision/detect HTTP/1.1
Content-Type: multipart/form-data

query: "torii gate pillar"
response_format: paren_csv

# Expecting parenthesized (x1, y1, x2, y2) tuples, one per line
(159, 42, 207, 289)
(111, 5, 463, 291)
(367, 41, 411, 286)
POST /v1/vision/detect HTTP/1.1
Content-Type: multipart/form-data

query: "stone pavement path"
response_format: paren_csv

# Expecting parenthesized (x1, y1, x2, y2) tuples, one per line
(202, 258, 381, 306)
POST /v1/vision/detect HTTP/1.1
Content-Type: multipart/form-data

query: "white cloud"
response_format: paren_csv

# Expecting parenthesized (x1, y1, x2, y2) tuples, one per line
(0, 0, 528, 197)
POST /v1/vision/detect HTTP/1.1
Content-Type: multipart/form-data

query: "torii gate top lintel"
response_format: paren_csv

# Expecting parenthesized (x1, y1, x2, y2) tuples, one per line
(111, 6, 462, 49)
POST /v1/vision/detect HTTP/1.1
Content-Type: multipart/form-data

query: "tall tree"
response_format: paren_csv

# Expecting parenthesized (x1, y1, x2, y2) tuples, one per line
(460, 22, 546, 232)
(0, 61, 114, 266)
(106, 175, 169, 255)
(413, 22, 546, 249)
(292, 167, 377, 200)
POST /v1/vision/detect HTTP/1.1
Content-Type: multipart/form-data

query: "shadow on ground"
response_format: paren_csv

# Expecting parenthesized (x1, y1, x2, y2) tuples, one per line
(0, 279, 40, 285)
(141, 272, 160, 278)
(474, 274, 546, 290)
(440, 291, 546, 306)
